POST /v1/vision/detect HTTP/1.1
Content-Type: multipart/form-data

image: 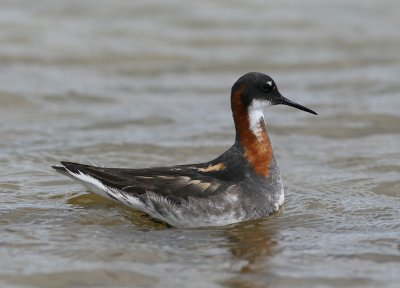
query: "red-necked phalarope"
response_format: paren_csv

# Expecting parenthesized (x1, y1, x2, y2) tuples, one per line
(53, 72, 317, 228)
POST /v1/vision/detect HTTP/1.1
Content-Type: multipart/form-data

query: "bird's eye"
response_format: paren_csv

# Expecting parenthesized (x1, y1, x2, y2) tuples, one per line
(262, 81, 273, 92)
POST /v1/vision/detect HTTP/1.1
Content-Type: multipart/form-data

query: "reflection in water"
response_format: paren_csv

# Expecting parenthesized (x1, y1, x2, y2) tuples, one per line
(222, 218, 278, 288)
(69, 191, 278, 287)
(67, 192, 169, 229)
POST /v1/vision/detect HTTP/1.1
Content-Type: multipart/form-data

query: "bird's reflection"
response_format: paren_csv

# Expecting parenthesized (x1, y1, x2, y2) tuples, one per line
(66, 192, 169, 229)
(222, 216, 279, 288)
(67, 192, 279, 287)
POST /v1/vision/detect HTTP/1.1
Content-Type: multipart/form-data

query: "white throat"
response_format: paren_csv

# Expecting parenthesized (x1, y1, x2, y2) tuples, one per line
(248, 99, 272, 142)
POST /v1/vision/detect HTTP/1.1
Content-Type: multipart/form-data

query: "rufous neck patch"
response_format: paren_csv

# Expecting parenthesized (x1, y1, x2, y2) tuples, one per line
(232, 87, 273, 176)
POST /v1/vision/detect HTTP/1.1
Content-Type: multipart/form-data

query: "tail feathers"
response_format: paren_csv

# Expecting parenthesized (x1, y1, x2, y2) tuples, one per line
(58, 161, 94, 174)
(52, 161, 102, 180)
(52, 161, 92, 177)
(52, 161, 116, 199)
(52, 165, 68, 175)
(52, 161, 146, 210)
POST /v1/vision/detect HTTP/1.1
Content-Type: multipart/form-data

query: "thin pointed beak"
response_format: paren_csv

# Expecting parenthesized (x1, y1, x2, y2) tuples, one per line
(277, 95, 318, 115)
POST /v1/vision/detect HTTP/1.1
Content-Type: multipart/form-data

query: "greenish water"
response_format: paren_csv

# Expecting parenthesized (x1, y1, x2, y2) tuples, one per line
(1, 1, 399, 287)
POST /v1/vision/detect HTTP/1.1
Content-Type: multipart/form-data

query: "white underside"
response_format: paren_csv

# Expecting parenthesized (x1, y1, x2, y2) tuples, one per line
(68, 170, 145, 209)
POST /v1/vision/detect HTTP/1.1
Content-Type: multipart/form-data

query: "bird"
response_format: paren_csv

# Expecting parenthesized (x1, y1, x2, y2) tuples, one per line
(53, 72, 317, 228)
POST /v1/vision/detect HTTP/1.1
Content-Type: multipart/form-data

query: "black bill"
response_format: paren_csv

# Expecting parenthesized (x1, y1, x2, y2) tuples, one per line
(278, 95, 317, 115)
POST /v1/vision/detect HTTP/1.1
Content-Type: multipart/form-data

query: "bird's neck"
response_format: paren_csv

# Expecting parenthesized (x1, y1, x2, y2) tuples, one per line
(231, 89, 274, 177)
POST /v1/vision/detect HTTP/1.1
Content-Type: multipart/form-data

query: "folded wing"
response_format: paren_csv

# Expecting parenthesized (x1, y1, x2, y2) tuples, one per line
(53, 161, 233, 205)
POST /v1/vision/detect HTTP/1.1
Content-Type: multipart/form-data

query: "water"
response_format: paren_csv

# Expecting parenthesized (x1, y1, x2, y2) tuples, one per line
(1, 1, 399, 287)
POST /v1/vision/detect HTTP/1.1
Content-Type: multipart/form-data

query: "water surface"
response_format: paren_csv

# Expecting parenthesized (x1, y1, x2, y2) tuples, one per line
(1, 1, 399, 287)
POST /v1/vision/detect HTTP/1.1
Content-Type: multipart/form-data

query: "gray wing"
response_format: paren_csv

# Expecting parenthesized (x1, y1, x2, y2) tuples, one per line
(53, 161, 238, 205)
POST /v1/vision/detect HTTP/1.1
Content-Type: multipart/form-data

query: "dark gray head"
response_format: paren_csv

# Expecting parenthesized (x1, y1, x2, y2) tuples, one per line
(231, 72, 317, 115)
